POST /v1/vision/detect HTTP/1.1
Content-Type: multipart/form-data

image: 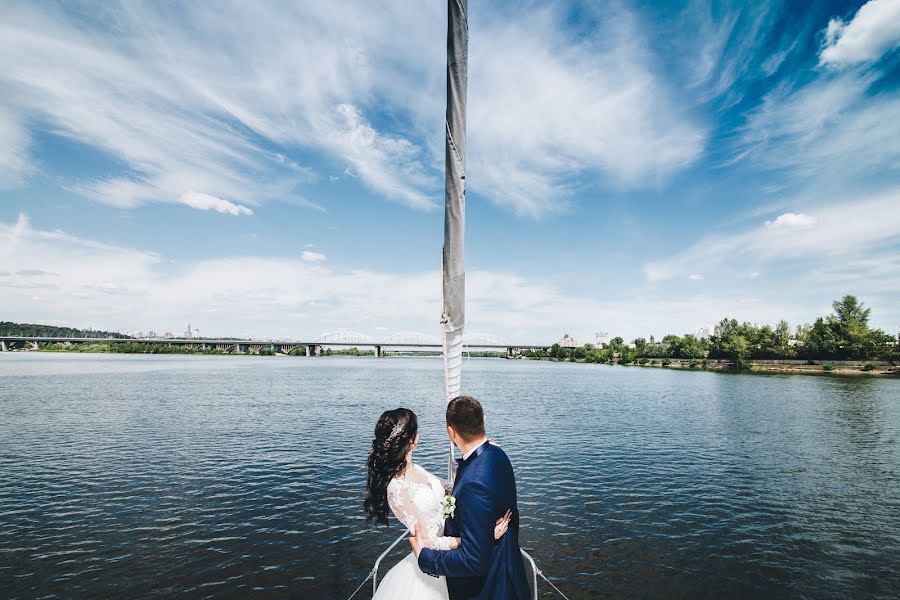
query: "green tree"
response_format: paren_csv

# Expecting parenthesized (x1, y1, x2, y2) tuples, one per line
(727, 335, 751, 368)
(772, 320, 793, 358)
(799, 317, 838, 359)
(632, 337, 647, 355)
(608, 337, 625, 354)
(827, 295, 875, 359)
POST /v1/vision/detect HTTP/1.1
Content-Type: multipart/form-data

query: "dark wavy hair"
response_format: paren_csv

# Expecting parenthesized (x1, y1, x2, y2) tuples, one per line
(364, 408, 418, 525)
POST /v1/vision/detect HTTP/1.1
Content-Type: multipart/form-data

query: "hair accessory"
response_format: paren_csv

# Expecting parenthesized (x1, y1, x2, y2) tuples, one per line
(385, 421, 405, 444)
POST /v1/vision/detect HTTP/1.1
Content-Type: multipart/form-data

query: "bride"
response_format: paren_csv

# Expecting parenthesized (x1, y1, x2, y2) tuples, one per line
(364, 408, 511, 600)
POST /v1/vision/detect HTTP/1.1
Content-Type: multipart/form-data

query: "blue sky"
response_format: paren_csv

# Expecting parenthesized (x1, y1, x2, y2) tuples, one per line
(1, 0, 899, 343)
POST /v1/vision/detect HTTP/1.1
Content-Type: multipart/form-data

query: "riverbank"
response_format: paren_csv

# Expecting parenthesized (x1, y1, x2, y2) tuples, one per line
(516, 355, 899, 377)
(6, 344, 897, 377)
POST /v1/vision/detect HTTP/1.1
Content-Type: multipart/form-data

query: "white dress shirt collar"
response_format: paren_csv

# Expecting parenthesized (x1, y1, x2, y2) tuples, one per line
(462, 438, 488, 461)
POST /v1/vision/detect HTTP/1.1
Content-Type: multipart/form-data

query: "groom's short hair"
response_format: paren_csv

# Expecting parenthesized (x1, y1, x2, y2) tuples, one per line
(446, 396, 486, 442)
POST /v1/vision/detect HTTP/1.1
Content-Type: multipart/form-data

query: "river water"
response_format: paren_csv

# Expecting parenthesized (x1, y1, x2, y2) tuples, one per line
(1, 353, 899, 599)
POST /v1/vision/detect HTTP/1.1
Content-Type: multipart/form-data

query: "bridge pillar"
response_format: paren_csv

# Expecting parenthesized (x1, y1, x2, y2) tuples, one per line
(234, 343, 241, 353)
(314, 345, 322, 356)
(507, 347, 514, 358)
(375, 345, 383, 358)
(30, 341, 39, 351)
(305, 345, 312, 357)
(0, 340, 6, 352)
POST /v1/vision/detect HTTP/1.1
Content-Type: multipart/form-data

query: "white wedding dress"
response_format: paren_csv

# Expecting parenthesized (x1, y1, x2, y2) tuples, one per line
(373, 463, 454, 600)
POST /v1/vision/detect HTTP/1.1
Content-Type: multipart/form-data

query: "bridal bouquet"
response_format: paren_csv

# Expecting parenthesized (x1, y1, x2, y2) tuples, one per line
(441, 493, 456, 519)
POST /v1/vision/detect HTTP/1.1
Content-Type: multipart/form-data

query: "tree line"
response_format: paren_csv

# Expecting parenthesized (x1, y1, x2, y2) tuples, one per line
(528, 296, 899, 367)
(0, 321, 131, 339)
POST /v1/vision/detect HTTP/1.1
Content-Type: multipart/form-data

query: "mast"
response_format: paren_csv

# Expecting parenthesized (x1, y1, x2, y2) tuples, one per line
(442, 0, 467, 479)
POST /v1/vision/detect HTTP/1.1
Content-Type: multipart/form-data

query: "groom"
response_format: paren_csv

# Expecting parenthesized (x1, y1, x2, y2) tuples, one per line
(410, 396, 530, 600)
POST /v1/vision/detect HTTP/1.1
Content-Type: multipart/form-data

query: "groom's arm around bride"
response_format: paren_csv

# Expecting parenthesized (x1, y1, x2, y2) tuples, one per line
(411, 396, 531, 600)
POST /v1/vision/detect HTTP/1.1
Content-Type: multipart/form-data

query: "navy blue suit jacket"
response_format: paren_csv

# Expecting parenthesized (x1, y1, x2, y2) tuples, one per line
(418, 443, 530, 600)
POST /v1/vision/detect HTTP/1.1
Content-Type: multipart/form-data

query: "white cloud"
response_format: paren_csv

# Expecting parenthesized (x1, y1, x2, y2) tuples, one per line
(765, 212, 817, 230)
(667, 2, 782, 109)
(736, 72, 900, 186)
(760, 49, 789, 76)
(819, 0, 900, 67)
(461, 6, 705, 217)
(4, 213, 852, 343)
(301, 251, 327, 263)
(179, 192, 252, 216)
(0, 110, 32, 187)
(688, 274, 704, 281)
(644, 188, 900, 283)
(0, 2, 705, 219)
(0, 3, 412, 213)
(330, 104, 433, 210)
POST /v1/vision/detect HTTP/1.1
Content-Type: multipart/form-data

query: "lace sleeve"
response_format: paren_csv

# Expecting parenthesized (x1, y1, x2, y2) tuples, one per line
(387, 478, 456, 551)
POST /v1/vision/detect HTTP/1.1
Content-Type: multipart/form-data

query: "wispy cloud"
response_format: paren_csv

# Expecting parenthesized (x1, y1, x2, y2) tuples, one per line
(0, 109, 32, 188)
(2, 213, 843, 342)
(734, 70, 900, 187)
(460, 5, 706, 217)
(0, 2, 708, 219)
(644, 188, 900, 283)
(0, 3, 417, 214)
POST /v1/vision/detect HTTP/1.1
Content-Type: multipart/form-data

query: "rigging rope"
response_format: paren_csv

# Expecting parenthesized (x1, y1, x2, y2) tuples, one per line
(538, 571, 573, 600)
(345, 569, 372, 600)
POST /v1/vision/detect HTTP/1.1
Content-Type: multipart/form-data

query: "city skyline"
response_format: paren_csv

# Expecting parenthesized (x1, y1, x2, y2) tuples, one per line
(1, 1, 899, 342)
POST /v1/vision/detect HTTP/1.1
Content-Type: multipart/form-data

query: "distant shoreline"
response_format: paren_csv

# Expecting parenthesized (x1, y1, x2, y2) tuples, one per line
(4, 346, 897, 377)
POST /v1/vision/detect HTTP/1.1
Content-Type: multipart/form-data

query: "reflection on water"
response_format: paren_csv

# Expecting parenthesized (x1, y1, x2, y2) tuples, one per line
(1, 354, 899, 599)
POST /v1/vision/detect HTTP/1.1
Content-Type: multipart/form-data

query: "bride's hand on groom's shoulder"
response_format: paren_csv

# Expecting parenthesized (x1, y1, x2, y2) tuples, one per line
(493, 509, 512, 540)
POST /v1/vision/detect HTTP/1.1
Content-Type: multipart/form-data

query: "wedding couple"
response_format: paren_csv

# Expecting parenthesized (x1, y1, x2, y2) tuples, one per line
(364, 396, 531, 600)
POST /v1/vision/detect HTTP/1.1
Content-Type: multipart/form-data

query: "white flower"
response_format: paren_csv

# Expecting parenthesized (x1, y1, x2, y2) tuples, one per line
(441, 493, 456, 519)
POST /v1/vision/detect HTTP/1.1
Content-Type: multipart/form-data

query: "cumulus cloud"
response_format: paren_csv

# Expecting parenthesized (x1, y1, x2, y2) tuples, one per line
(688, 274, 704, 281)
(819, 0, 900, 67)
(301, 251, 327, 263)
(765, 212, 817, 230)
(179, 192, 253, 216)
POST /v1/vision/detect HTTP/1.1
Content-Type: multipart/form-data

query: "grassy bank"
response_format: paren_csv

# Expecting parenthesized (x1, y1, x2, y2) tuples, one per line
(517, 355, 898, 377)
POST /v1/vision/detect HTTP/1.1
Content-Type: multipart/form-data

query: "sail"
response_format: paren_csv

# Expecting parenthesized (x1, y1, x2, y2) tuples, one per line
(442, 0, 467, 478)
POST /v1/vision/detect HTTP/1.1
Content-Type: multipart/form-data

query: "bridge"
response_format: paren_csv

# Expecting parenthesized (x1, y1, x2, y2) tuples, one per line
(0, 331, 551, 358)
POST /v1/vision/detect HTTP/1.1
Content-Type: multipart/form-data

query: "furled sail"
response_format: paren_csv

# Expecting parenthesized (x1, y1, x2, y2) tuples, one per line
(442, 0, 467, 478)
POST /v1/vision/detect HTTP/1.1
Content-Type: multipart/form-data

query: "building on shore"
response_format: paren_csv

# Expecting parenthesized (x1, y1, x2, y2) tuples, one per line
(697, 325, 714, 339)
(557, 333, 580, 348)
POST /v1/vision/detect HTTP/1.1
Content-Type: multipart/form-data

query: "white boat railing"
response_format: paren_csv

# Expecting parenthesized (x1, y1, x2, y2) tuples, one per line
(353, 530, 554, 599)
(372, 531, 409, 595)
(520, 548, 540, 599)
